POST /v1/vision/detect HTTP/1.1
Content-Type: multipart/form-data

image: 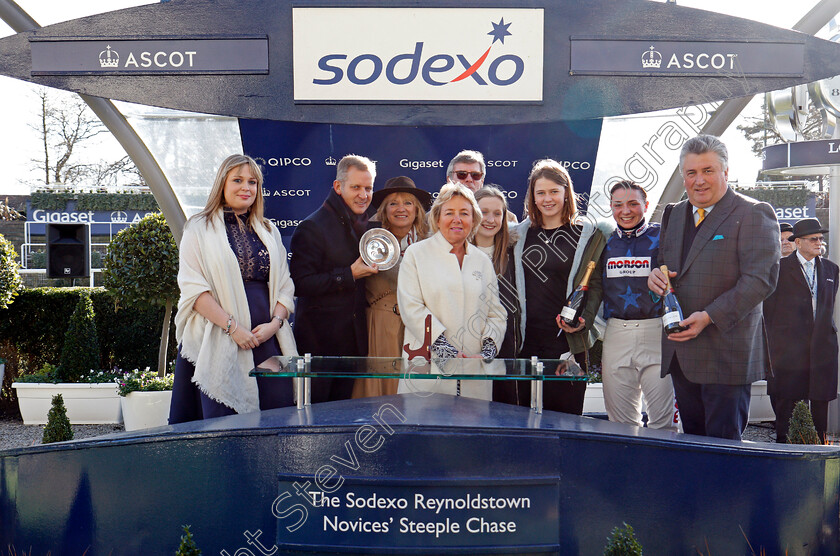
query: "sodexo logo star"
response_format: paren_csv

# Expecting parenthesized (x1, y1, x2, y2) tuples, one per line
(293, 8, 544, 102)
(314, 19, 520, 88)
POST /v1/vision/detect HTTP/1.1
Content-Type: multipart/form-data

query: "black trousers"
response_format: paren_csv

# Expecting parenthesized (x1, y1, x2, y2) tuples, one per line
(773, 397, 829, 444)
(494, 333, 587, 415)
(668, 355, 751, 441)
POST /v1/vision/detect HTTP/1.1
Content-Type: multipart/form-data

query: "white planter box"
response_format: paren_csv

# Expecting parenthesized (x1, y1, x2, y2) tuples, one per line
(583, 383, 605, 415)
(120, 390, 172, 431)
(12, 382, 122, 425)
(583, 380, 776, 424)
(749, 380, 775, 423)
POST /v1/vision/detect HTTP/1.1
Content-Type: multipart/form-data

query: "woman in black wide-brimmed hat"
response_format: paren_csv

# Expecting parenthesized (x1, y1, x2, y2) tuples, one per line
(352, 176, 432, 398)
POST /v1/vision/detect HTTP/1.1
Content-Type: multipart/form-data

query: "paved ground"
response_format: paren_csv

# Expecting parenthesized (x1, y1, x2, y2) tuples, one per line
(0, 416, 124, 451)
(0, 415, 779, 451)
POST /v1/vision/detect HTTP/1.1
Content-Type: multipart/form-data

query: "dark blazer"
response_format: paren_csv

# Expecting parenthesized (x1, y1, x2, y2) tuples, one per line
(764, 253, 839, 401)
(290, 191, 367, 356)
(660, 188, 780, 385)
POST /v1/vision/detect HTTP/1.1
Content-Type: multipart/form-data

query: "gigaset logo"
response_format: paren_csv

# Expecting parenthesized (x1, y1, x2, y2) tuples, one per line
(313, 19, 523, 87)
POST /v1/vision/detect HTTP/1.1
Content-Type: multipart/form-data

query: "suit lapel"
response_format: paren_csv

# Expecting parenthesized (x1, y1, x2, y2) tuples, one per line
(815, 257, 828, 320)
(680, 188, 736, 277)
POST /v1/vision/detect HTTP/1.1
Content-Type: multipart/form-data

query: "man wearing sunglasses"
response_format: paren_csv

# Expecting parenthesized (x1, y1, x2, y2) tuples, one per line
(764, 217, 839, 443)
(446, 150, 486, 192)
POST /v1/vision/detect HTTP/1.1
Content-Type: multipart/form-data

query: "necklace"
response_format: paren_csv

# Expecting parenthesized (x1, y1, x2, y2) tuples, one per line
(539, 225, 563, 244)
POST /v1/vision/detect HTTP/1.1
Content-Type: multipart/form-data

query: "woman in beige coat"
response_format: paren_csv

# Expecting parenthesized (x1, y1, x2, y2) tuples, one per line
(352, 176, 431, 398)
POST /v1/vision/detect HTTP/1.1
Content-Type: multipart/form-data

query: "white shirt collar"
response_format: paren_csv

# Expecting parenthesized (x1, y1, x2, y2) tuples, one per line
(797, 250, 817, 266)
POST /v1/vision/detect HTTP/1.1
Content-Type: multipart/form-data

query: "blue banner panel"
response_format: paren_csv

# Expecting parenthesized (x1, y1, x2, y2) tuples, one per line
(275, 477, 559, 553)
(25, 201, 155, 235)
(239, 119, 603, 249)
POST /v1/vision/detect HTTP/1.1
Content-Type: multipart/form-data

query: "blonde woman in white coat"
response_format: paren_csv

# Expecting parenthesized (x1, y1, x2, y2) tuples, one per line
(397, 182, 506, 400)
(170, 154, 296, 423)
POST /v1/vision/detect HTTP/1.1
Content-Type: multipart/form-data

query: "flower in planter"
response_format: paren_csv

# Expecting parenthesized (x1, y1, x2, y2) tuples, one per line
(115, 368, 174, 397)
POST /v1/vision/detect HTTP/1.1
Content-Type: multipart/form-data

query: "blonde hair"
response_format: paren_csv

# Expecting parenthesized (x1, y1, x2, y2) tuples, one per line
(525, 159, 578, 228)
(472, 187, 511, 275)
(428, 182, 482, 239)
(198, 154, 271, 231)
(372, 191, 430, 239)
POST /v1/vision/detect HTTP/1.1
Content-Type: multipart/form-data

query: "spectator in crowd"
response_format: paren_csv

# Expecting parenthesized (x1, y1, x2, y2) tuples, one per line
(472, 186, 520, 358)
(586, 180, 676, 430)
(446, 150, 486, 192)
(780, 222, 795, 258)
(353, 176, 431, 398)
(170, 154, 296, 423)
(648, 135, 780, 440)
(398, 182, 506, 400)
(510, 159, 609, 413)
(471, 186, 523, 404)
(290, 154, 378, 402)
(764, 217, 838, 443)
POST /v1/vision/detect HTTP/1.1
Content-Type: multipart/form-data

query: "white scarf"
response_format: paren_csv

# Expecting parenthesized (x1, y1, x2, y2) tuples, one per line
(175, 211, 297, 414)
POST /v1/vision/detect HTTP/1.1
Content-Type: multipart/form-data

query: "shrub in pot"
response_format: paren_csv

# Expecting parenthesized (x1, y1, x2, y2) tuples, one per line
(103, 212, 178, 376)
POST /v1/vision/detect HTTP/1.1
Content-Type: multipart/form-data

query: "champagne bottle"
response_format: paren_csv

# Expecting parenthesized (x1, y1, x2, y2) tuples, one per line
(660, 265, 688, 335)
(559, 261, 596, 328)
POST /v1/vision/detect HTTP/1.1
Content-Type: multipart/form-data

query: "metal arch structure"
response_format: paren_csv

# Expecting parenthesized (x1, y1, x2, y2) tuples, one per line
(655, 0, 840, 209)
(0, 0, 186, 243)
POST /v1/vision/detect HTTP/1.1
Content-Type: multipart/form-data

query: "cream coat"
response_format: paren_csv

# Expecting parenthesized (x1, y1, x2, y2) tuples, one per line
(175, 212, 296, 414)
(397, 231, 506, 399)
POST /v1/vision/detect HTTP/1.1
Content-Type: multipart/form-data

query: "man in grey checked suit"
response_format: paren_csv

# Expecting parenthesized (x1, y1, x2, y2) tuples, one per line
(648, 135, 780, 440)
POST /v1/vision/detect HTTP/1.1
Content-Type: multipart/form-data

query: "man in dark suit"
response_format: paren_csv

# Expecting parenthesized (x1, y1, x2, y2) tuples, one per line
(648, 135, 780, 440)
(290, 154, 378, 402)
(764, 218, 839, 443)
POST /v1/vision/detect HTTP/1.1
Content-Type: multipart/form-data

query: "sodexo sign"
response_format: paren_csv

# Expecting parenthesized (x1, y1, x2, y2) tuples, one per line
(293, 8, 543, 102)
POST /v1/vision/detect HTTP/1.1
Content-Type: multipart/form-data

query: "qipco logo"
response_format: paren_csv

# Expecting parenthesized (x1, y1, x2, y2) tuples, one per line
(293, 8, 544, 102)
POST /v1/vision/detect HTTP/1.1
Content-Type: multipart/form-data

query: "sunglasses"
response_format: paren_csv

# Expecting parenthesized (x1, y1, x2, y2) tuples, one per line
(453, 171, 484, 181)
(801, 236, 824, 244)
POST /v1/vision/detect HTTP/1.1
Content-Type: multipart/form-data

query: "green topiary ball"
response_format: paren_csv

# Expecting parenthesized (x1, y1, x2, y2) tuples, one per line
(42, 393, 74, 444)
(58, 293, 101, 382)
(102, 211, 178, 310)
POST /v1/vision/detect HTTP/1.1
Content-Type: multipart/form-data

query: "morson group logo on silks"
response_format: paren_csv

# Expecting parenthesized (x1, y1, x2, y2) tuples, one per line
(606, 257, 651, 278)
(292, 8, 544, 102)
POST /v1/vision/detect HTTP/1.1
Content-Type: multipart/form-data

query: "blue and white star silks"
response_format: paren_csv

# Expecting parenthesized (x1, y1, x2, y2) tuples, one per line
(617, 285, 642, 310)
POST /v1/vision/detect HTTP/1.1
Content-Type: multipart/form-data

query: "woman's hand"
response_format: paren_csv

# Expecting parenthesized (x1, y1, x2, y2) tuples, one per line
(556, 315, 586, 334)
(456, 351, 482, 359)
(231, 325, 260, 350)
(252, 320, 282, 345)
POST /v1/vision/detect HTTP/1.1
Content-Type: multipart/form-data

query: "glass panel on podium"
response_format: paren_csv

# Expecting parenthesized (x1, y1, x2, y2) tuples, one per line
(251, 356, 587, 414)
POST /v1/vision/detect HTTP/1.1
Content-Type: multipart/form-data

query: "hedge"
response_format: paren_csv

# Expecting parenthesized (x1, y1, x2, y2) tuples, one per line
(30, 192, 158, 212)
(0, 287, 176, 391)
(735, 186, 810, 207)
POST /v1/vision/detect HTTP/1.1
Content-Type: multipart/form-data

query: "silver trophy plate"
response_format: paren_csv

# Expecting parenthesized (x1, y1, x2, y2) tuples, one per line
(360, 228, 400, 271)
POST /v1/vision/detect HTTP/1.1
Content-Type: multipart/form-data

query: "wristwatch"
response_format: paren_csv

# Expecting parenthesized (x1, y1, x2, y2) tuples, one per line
(271, 315, 284, 328)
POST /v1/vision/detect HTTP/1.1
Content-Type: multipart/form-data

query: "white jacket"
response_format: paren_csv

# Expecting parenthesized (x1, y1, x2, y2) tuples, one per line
(397, 231, 506, 399)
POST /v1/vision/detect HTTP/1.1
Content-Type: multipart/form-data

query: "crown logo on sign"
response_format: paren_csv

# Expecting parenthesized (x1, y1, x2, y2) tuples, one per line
(325, 156, 337, 166)
(641, 46, 662, 69)
(99, 45, 120, 69)
(110, 210, 128, 223)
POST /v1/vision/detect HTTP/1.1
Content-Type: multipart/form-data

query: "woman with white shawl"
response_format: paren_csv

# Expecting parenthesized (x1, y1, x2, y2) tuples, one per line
(169, 154, 296, 422)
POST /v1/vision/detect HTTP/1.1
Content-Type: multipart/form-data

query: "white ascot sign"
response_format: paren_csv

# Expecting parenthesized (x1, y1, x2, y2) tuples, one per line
(293, 8, 544, 102)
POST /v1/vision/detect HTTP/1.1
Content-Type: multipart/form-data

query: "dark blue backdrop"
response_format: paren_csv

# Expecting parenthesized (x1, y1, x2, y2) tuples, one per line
(238, 119, 603, 250)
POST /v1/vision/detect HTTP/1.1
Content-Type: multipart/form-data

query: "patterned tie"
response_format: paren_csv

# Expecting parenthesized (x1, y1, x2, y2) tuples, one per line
(695, 208, 705, 227)
(805, 260, 817, 317)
